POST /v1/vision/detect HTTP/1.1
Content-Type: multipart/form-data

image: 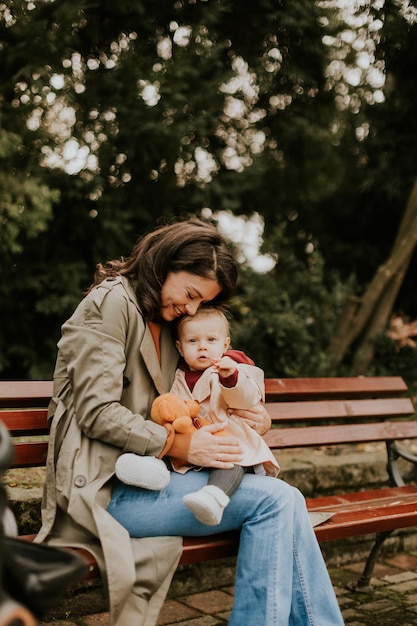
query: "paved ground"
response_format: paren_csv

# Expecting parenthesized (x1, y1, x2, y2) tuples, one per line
(38, 547, 417, 625)
(156, 549, 417, 625)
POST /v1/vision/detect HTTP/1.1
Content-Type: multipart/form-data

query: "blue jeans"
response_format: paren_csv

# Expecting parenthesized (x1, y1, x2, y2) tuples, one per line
(108, 471, 344, 626)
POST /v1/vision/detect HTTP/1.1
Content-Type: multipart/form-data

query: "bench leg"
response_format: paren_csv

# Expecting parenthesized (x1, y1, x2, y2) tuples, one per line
(348, 530, 393, 593)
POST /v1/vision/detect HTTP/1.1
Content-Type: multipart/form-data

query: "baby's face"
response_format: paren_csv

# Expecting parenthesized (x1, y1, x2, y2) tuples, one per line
(176, 315, 230, 372)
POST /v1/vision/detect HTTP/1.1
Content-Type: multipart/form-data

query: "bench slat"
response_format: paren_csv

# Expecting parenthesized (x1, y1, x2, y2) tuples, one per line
(263, 420, 417, 448)
(267, 397, 415, 422)
(307, 485, 417, 510)
(311, 485, 417, 541)
(184, 487, 417, 558)
(0, 377, 409, 405)
(181, 532, 241, 564)
(0, 409, 49, 434)
(315, 505, 417, 541)
(265, 376, 408, 400)
(0, 381, 54, 407)
(11, 441, 48, 467)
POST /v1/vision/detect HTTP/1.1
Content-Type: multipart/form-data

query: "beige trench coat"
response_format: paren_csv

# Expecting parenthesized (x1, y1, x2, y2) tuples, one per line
(35, 276, 183, 626)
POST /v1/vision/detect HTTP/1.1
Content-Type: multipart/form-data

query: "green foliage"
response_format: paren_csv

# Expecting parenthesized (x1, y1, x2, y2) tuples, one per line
(308, 2, 417, 311)
(1, 1, 417, 379)
(230, 225, 353, 377)
(0, 127, 59, 256)
(0, 172, 58, 256)
(0, 0, 340, 378)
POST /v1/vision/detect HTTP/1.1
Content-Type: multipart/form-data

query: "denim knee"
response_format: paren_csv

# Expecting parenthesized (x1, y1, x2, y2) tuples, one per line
(291, 485, 308, 508)
(251, 477, 300, 516)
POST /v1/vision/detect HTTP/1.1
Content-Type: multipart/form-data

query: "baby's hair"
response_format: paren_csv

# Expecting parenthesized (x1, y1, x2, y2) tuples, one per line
(176, 305, 231, 339)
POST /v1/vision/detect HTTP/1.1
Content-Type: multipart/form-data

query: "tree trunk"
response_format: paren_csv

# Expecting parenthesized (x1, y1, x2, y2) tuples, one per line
(328, 178, 417, 372)
(326, 296, 361, 369)
(352, 259, 410, 374)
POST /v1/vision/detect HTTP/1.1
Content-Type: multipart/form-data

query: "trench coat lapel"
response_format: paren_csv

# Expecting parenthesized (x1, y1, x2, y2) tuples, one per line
(160, 325, 179, 389)
(140, 326, 178, 394)
(140, 325, 178, 395)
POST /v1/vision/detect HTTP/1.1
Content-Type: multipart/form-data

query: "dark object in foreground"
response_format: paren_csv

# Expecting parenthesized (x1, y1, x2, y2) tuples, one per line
(0, 420, 89, 625)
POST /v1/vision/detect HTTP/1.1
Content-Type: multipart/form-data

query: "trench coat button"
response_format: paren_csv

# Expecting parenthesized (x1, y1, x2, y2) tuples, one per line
(74, 475, 87, 487)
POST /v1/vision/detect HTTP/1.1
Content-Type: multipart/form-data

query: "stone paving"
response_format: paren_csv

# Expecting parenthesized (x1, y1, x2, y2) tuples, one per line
(39, 548, 417, 625)
(156, 550, 417, 625)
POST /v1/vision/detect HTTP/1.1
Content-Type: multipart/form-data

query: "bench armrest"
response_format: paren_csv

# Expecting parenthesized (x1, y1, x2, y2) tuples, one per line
(387, 441, 417, 487)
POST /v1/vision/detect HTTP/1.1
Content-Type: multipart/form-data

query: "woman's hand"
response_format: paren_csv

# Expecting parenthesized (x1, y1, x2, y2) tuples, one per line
(187, 422, 243, 469)
(228, 403, 271, 435)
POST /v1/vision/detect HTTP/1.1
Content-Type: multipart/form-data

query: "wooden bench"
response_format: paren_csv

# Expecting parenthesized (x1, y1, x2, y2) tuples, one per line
(1, 376, 417, 593)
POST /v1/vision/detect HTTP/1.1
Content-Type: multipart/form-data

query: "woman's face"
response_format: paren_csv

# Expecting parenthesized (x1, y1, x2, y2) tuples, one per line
(160, 271, 221, 322)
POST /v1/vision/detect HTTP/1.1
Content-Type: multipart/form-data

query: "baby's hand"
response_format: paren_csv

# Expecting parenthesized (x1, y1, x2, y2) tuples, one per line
(211, 356, 237, 378)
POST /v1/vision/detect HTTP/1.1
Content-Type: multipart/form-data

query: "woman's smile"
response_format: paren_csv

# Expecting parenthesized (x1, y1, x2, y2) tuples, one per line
(160, 271, 221, 322)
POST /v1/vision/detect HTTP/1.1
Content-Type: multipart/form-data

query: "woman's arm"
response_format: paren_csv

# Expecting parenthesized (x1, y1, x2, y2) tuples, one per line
(58, 282, 168, 456)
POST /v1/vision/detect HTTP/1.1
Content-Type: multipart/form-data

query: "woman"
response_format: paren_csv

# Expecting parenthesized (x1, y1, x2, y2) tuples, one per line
(36, 218, 344, 626)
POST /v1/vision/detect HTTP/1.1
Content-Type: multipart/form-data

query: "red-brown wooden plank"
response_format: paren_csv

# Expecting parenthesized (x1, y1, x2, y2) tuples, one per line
(0, 381, 53, 407)
(11, 441, 48, 468)
(4, 400, 413, 433)
(182, 487, 417, 559)
(0, 377, 408, 405)
(181, 532, 240, 564)
(263, 420, 417, 449)
(313, 502, 417, 541)
(307, 486, 417, 541)
(265, 376, 409, 401)
(307, 485, 417, 511)
(0, 409, 49, 434)
(266, 397, 415, 423)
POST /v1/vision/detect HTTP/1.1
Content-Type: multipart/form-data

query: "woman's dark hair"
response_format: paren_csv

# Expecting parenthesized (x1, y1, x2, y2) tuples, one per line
(93, 218, 239, 320)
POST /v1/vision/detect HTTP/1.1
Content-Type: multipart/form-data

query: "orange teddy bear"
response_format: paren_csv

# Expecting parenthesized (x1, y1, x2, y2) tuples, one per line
(151, 392, 227, 470)
(151, 392, 221, 434)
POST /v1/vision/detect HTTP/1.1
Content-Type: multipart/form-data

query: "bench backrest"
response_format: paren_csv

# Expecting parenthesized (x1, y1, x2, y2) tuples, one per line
(0, 377, 416, 469)
(264, 376, 417, 449)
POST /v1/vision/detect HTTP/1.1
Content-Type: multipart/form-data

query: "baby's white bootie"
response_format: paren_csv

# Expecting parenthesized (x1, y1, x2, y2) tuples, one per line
(183, 484, 230, 526)
(115, 454, 170, 490)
